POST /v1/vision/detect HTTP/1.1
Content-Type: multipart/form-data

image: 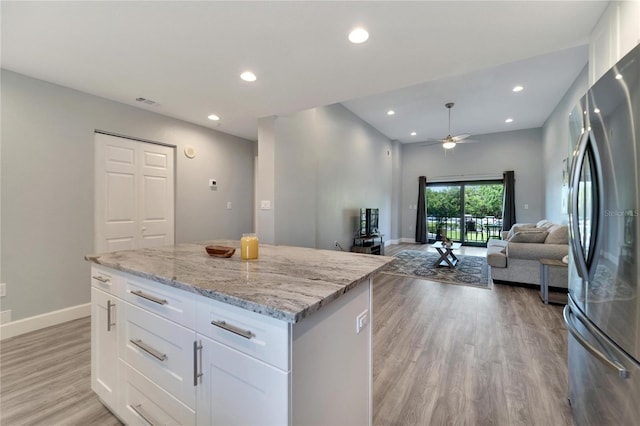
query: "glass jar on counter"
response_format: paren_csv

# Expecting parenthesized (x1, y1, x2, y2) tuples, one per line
(240, 233, 259, 260)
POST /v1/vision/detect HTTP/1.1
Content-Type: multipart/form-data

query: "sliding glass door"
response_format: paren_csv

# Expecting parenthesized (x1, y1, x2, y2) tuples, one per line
(426, 180, 503, 246)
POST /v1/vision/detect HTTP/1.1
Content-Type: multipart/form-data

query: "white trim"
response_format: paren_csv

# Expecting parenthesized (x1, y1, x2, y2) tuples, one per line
(0, 303, 91, 340)
(385, 239, 398, 246)
(426, 173, 502, 183)
(400, 238, 417, 243)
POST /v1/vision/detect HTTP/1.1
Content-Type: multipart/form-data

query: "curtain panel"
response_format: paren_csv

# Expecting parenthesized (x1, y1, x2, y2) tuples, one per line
(502, 170, 516, 231)
(415, 176, 428, 243)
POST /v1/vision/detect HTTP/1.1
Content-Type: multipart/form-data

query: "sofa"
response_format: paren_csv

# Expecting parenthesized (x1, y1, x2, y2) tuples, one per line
(486, 220, 569, 287)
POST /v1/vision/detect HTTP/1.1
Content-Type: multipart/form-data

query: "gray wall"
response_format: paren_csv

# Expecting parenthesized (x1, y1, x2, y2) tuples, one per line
(268, 103, 394, 250)
(542, 65, 589, 224)
(1, 70, 254, 321)
(400, 128, 545, 239)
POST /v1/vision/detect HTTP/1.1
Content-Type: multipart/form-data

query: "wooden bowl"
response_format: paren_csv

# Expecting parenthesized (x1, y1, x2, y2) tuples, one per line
(205, 245, 236, 258)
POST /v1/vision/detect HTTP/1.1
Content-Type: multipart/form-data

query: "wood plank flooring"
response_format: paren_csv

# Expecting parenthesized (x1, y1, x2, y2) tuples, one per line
(1, 243, 573, 425)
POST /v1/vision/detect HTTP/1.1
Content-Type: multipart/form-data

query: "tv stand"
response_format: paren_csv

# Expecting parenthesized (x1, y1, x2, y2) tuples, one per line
(351, 234, 384, 255)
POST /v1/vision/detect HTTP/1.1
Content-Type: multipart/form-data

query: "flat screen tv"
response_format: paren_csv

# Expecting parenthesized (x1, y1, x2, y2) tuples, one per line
(359, 208, 379, 236)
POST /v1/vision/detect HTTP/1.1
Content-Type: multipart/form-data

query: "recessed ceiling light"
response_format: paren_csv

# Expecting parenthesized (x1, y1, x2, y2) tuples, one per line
(505, 118, 513, 123)
(512, 85, 524, 92)
(594, 108, 601, 114)
(208, 114, 220, 121)
(348, 27, 369, 44)
(410, 131, 417, 136)
(615, 73, 623, 80)
(387, 110, 395, 116)
(240, 71, 257, 82)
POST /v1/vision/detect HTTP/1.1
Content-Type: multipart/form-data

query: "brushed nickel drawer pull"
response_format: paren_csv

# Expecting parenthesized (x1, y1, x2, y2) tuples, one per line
(92, 275, 110, 283)
(130, 339, 167, 362)
(107, 300, 115, 332)
(130, 403, 161, 426)
(193, 340, 203, 386)
(211, 320, 254, 339)
(131, 290, 168, 305)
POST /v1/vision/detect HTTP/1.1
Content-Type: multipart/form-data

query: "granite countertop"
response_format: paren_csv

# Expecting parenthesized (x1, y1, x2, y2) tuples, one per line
(86, 241, 394, 323)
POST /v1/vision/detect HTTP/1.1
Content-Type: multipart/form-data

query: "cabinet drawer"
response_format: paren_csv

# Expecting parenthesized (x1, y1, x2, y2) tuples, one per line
(91, 266, 122, 296)
(120, 302, 196, 409)
(124, 275, 197, 328)
(196, 297, 290, 371)
(119, 360, 196, 426)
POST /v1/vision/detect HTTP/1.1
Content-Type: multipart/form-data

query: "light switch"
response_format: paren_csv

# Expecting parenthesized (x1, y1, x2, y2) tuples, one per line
(227, 202, 232, 210)
(524, 204, 529, 209)
(260, 200, 271, 210)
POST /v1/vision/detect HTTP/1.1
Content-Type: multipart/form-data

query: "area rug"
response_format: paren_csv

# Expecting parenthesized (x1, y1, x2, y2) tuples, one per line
(383, 249, 490, 289)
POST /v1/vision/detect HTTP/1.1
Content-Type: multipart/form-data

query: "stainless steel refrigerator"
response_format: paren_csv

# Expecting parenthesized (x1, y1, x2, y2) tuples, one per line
(564, 42, 640, 425)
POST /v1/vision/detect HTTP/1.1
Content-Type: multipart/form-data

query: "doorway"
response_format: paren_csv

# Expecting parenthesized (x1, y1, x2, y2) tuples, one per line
(94, 132, 175, 253)
(426, 180, 503, 246)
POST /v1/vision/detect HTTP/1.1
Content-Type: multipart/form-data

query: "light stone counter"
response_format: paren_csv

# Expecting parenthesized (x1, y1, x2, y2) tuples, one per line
(86, 240, 394, 323)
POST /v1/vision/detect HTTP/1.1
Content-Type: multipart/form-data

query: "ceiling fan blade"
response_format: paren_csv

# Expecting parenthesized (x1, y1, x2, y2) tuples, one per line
(424, 138, 446, 142)
(451, 133, 471, 142)
(420, 141, 446, 147)
(454, 139, 478, 144)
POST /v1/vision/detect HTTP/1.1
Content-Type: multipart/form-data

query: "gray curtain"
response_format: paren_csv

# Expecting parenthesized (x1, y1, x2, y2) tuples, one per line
(502, 170, 516, 231)
(415, 176, 427, 243)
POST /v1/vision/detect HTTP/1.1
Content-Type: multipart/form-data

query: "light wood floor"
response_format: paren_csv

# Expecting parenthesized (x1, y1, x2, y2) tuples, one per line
(1, 243, 572, 425)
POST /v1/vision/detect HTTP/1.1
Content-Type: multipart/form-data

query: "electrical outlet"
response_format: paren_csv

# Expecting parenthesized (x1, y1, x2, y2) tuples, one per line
(356, 309, 369, 334)
(0, 283, 5, 297)
(0, 310, 11, 324)
(227, 202, 232, 209)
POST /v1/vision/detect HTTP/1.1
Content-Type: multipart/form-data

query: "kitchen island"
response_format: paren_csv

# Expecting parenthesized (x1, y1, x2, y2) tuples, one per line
(86, 241, 393, 426)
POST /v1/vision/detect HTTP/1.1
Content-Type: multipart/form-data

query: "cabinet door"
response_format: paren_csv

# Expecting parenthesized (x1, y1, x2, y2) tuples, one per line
(91, 287, 118, 410)
(196, 336, 289, 426)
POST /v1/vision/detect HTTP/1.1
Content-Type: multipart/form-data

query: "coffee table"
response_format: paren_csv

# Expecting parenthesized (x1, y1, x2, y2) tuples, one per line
(432, 241, 462, 268)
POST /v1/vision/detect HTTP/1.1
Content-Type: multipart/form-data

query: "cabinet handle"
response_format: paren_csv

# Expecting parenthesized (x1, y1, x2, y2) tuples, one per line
(131, 290, 168, 305)
(92, 275, 110, 284)
(211, 320, 254, 339)
(193, 340, 203, 386)
(130, 403, 161, 426)
(130, 339, 167, 362)
(106, 300, 115, 332)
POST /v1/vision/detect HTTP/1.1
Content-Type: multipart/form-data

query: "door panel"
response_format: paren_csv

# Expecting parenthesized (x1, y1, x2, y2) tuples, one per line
(140, 145, 174, 248)
(95, 133, 174, 253)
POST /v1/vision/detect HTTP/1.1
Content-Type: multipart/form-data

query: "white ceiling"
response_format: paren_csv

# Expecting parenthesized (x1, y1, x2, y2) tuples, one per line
(1, 1, 608, 143)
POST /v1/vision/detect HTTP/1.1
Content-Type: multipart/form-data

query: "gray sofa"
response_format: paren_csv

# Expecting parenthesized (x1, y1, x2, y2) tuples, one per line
(486, 220, 569, 287)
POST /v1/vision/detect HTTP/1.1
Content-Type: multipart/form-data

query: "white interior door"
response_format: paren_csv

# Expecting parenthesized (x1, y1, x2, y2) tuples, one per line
(95, 133, 174, 253)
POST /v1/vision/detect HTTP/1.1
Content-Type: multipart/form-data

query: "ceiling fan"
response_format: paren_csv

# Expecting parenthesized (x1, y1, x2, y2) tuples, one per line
(422, 102, 473, 149)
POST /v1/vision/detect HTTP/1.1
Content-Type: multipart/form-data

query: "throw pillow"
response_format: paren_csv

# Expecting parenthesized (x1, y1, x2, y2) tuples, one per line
(507, 224, 536, 240)
(545, 225, 569, 244)
(536, 219, 552, 229)
(508, 230, 549, 243)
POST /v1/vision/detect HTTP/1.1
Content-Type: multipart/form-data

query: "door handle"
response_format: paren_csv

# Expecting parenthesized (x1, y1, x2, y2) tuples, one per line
(564, 302, 629, 379)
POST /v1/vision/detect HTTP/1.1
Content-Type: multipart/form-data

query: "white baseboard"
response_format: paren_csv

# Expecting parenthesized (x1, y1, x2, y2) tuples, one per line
(400, 238, 418, 243)
(385, 239, 398, 246)
(0, 303, 91, 340)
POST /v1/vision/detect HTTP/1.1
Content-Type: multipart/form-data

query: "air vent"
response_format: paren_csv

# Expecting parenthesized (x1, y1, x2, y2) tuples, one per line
(135, 97, 159, 106)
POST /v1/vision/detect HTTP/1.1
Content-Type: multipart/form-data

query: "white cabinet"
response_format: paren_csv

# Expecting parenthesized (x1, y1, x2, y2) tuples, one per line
(196, 336, 289, 426)
(590, 1, 640, 85)
(91, 264, 373, 425)
(91, 287, 118, 411)
(119, 302, 197, 409)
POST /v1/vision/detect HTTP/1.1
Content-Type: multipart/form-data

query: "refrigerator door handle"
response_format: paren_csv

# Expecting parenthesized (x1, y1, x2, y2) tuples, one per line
(568, 131, 590, 279)
(564, 303, 629, 379)
(568, 129, 605, 280)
